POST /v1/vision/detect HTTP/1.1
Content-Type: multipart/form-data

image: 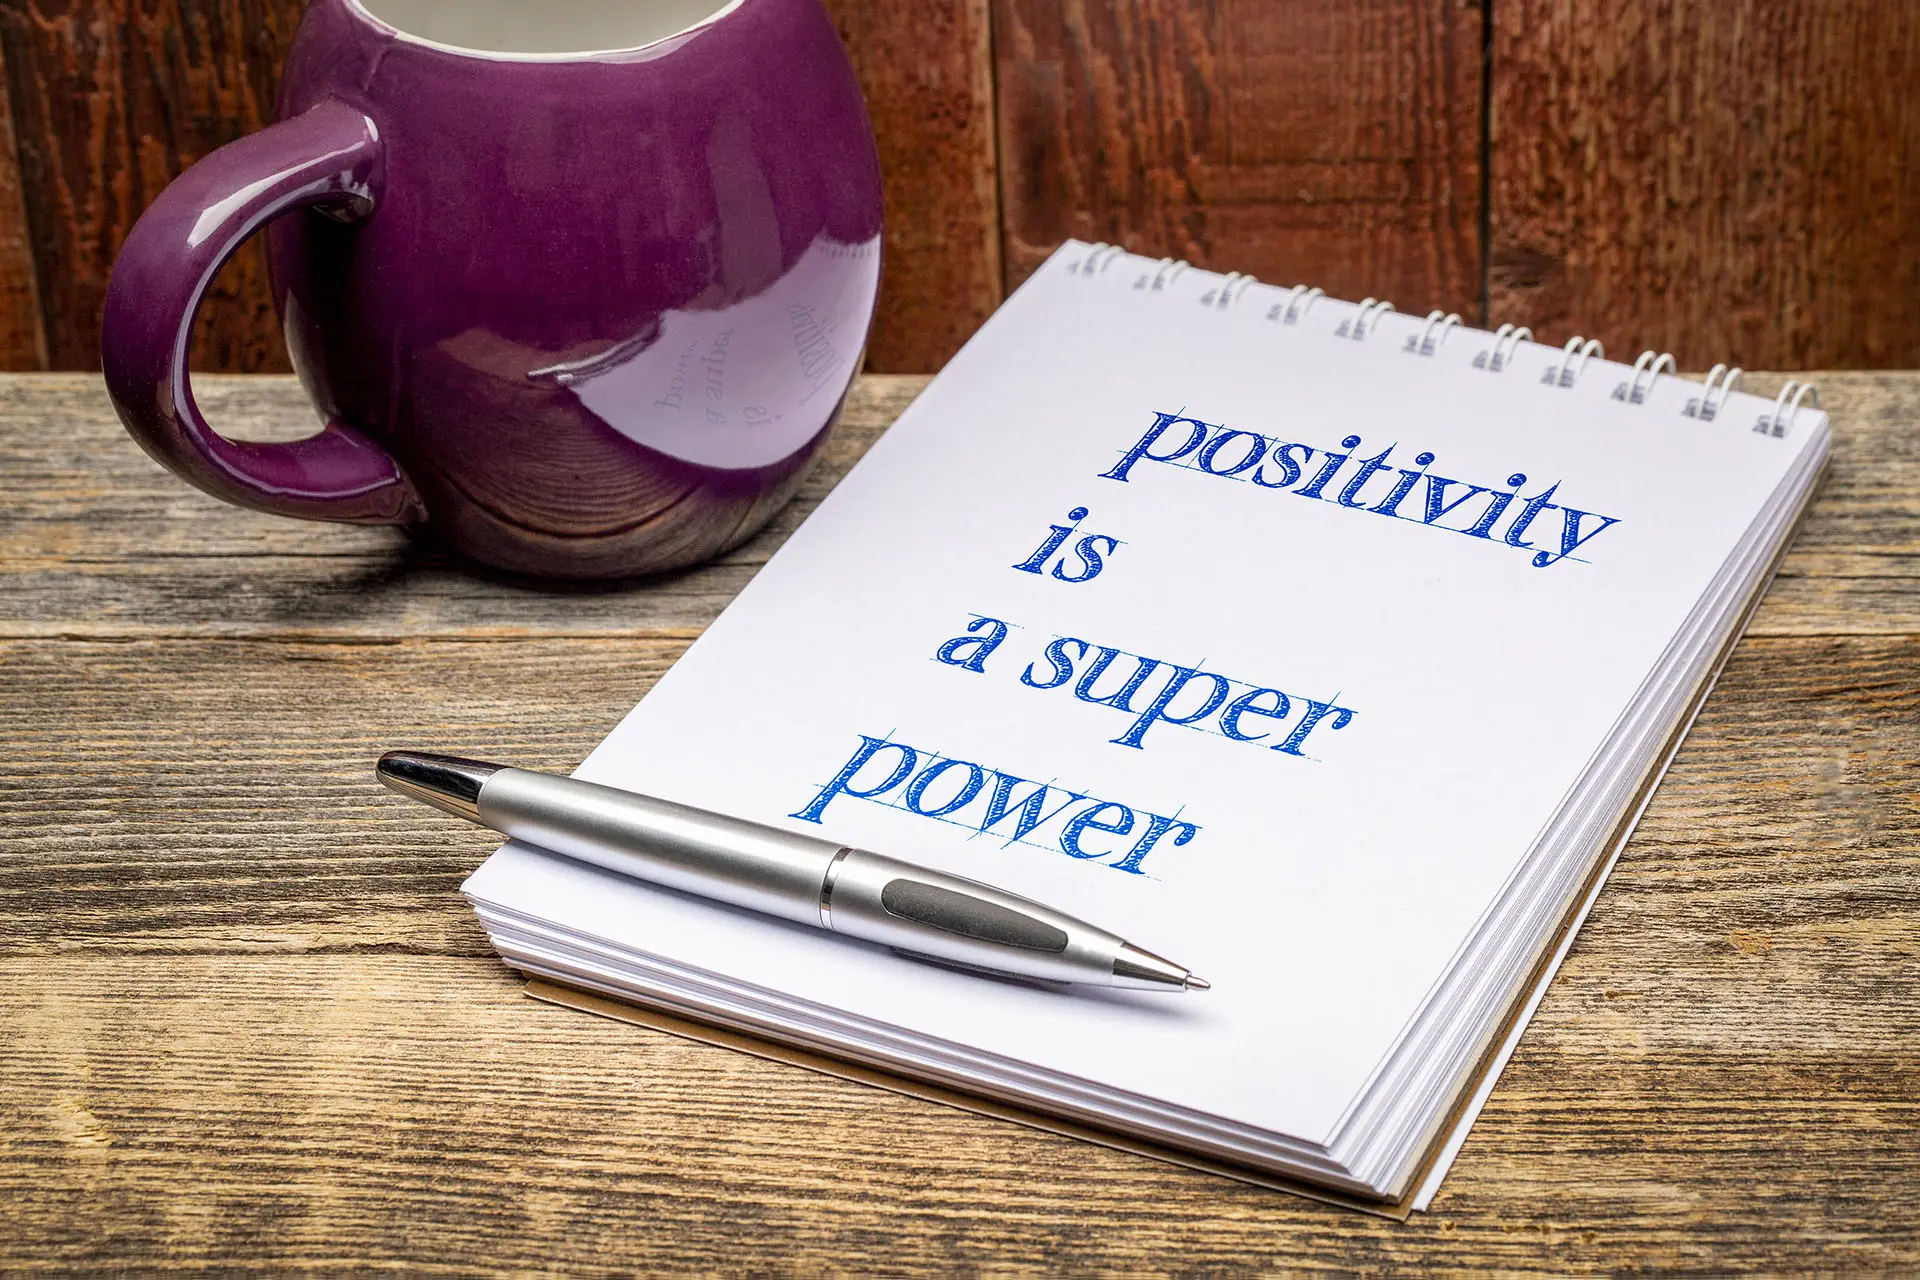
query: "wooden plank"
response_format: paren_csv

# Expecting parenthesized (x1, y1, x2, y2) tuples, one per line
(823, 0, 1001, 373)
(1, 630, 1914, 957)
(0, 40, 48, 370)
(0, 952, 1911, 1271)
(1, 372, 1915, 640)
(993, 0, 1483, 316)
(0, 1, 306, 372)
(0, 636, 656, 959)
(0, 374, 928, 639)
(1489, 0, 1920, 369)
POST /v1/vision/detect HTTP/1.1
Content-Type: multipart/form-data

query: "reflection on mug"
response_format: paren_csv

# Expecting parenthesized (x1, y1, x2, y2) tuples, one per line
(535, 235, 881, 471)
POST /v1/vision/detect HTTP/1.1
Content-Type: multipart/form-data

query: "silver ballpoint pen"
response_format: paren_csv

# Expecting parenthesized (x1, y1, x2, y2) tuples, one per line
(378, 751, 1208, 993)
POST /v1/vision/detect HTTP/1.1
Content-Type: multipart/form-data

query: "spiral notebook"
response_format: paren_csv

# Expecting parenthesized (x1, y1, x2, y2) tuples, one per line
(462, 242, 1830, 1211)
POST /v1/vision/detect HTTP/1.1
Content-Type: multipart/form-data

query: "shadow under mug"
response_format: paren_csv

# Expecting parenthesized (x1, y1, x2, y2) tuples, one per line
(101, 0, 883, 579)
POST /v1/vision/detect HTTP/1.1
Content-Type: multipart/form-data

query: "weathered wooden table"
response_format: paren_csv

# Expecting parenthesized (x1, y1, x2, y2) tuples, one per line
(3, 373, 1916, 1273)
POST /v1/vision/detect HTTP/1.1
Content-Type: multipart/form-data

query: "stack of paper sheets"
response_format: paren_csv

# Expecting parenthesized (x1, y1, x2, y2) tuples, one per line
(464, 244, 1829, 1208)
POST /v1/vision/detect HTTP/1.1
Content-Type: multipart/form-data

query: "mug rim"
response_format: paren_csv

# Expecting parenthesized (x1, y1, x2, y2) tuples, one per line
(341, 0, 748, 63)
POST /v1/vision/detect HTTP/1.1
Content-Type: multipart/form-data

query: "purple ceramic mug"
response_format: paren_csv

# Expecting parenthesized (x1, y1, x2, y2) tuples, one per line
(102, 0, 882, 578)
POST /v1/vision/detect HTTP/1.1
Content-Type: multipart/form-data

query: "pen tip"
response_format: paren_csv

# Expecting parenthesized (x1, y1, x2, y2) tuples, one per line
(376, 750, 502, 823)
(1185, 974, 1211, 991)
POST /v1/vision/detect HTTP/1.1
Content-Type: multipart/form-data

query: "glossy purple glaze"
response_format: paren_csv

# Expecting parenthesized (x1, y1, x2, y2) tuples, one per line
(101, 0, 883, 578)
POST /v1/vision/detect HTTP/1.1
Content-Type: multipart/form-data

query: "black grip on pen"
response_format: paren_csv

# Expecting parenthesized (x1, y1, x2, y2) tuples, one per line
(879, 879, 1070, 952)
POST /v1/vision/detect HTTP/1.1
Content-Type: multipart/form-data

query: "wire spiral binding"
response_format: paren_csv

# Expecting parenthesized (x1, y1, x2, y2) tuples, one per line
(1201, 271, 1257, 309)
(1543, 337, 1604, 388)
(1266, 285, 1324, 326)
(1405, 310, 1461, 356)
(1473, 323, 1533, 371)
(1756, 381, 1820, 438)
(1336, 297, 1395, 340)
(1612, 350, 1676, 404)
(1072, 242, 1125, 276)
(1063, 249, 1819, 442)
(1134, 257, 1189, 291)
(1684, 364, 1743, 420)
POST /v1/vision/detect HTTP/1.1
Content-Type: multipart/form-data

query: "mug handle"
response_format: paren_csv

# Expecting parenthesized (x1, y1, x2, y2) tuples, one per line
(101, 99, 422, 525)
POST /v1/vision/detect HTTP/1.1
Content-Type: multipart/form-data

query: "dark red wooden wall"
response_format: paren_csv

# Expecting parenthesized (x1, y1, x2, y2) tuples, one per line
(1, 0, 1915, 374)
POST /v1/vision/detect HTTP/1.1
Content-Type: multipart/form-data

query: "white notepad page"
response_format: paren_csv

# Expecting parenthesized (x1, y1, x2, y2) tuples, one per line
(466, 243, 1826, 1182)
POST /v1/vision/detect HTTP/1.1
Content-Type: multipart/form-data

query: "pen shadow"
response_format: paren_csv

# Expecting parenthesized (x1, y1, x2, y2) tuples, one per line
(894, 950, 1207, 1023)
(576, 874, 1210, 1026)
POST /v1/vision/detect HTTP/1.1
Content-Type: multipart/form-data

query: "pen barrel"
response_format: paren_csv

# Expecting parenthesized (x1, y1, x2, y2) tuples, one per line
(477, 768, 836, 926)
(821, 848, 1124, 985)
(471, 766, 1181, 989)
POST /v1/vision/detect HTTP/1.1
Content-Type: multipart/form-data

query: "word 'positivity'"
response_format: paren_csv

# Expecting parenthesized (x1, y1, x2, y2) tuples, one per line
(1102, 412, 1623, 568)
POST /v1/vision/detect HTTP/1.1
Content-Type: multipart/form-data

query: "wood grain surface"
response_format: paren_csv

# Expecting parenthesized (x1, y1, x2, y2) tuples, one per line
(6, 372, 1917, 640)
(824, 0, 1003, 372)
(992, 0, 1484, 315)
(1, 371, 1916, 1271)
(1489, 0, 1920, 369)
(0, 41, 47, 371)
(0, 0, 304, 373)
